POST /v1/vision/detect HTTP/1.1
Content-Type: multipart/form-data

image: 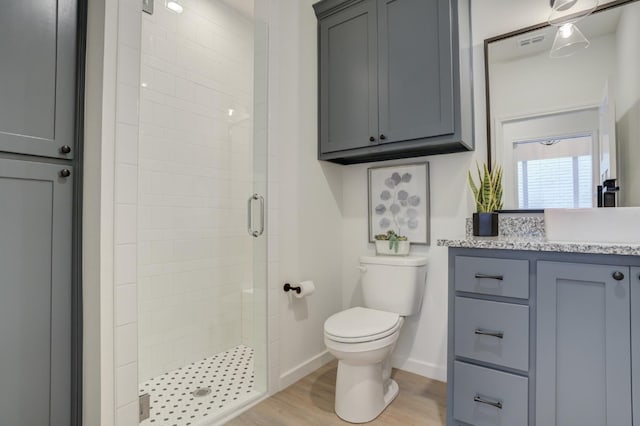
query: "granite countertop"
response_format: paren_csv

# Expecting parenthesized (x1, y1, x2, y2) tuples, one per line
(437, 236, 640, 256)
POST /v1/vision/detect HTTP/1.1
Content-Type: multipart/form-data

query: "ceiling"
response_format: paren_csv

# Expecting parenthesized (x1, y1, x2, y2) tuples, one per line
(490, 6, 623, 63)
(219, 0, 254, 18)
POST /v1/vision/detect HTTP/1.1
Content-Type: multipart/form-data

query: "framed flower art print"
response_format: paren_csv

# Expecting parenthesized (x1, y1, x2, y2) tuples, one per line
(367, 162, 430, 245)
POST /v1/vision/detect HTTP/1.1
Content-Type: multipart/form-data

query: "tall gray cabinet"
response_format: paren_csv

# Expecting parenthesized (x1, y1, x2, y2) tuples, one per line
(0, 160, 74, 425)
(0, 0, 78, 160)
(314, 0, 474, 164)
(0, 0, 81, 424)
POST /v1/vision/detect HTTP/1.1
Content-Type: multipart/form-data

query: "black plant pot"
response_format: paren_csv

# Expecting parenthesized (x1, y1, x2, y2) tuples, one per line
(473, 212, 499, 237)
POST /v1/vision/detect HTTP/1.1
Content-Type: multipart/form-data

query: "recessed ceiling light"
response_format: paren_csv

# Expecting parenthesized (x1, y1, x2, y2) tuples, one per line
(166, 0, 183, 14)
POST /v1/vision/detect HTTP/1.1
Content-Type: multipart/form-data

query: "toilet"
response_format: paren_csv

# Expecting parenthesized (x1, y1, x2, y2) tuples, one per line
(324, 255, 427, 423)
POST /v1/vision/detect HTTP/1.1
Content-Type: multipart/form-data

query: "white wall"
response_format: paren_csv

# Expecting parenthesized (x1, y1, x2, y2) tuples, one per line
(83, 0, 117, 422)
(84, 0, 143, 423)
(615, 1, 640, 206)
(491, 35, 616, 120)
(270, 0, 345, 388)
(273, 0, 577, 384)
(136, 0, 255, 383)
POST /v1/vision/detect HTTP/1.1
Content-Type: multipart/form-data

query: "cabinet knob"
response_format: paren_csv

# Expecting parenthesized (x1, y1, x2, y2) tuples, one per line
(60, 145, 72, 154)
(379, 134, 387, 140)
(369, 136, 375, 142)
(613, 271, 625, 281)
(59, 169, 71, 178)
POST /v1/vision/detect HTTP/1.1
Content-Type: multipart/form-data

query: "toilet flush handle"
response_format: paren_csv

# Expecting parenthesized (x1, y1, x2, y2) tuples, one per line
(357, 266, 367, 273)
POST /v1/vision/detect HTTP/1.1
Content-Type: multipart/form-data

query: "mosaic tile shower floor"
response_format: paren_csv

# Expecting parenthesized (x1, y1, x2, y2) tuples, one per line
(140, 345, 258, 425)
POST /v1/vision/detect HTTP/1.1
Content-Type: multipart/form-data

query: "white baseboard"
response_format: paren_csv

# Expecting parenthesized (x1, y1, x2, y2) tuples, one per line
(210, 392, 268, 425)
(391, 355, 447, 382)
(279, 350, 335, 390)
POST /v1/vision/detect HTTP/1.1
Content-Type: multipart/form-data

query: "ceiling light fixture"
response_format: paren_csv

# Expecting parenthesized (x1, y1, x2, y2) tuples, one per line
(550, 23, 590, 58)
(166, 0, 183, 14)
(550, 0, 578, 11)
(548, 0, 598, 26)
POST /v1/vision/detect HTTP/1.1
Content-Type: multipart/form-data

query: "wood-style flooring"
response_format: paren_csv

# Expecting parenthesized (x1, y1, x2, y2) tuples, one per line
(226, 361, 447, 425)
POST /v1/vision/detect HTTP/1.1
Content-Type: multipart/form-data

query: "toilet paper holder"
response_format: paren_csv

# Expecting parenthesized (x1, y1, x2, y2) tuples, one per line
(283, 283, 301, 294)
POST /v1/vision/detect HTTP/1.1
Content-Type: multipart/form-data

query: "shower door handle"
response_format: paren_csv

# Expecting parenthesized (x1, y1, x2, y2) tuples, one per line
(247, 193, 265, 238)
(256, 194, 265, 237)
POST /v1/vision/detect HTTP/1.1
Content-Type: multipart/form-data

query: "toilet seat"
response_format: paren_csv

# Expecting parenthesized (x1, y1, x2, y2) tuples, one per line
(324, 307, 402, 343)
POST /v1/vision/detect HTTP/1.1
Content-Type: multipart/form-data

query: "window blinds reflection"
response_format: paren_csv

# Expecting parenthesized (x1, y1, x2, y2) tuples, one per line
(514, 135, 593, 209)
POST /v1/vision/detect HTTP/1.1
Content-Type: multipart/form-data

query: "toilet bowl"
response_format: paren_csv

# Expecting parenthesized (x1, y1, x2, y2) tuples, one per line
(324, 255, 427, 423)
(324, 307, 405, 423)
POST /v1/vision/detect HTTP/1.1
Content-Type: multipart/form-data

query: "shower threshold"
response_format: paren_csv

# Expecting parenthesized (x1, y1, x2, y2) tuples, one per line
(139, 345, 259, 425)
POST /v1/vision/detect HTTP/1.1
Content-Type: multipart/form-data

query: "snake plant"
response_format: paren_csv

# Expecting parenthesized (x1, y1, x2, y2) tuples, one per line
(467, 162, 503, 213)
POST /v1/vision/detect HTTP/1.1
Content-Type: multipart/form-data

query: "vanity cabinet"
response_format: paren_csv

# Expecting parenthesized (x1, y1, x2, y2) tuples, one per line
(447, 249, 638, 426)
(633, 267, 640, 425)
(537, 262, 631, 426)
(448, 253, 531, 426)
(313, 0, 474, 165)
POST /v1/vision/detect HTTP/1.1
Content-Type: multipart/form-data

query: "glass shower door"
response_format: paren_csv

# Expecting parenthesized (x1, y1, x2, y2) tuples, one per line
(137, 1, 269, 423)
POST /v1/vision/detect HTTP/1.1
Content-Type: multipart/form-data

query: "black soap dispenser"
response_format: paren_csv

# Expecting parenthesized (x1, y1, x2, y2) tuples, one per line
(600, 179, 619, 207)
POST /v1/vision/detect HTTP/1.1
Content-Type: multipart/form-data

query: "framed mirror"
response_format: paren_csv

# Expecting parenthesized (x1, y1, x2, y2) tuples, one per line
(485, 0, 640, 210)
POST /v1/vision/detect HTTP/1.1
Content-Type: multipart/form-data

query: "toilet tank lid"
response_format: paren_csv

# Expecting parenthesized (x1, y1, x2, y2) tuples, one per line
(359, 255, 427, 266)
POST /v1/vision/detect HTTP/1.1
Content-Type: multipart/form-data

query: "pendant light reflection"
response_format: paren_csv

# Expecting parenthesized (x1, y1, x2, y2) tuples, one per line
(550, 0, 578, 11)
(550, 23, 590, 58)
(548, 0, 598, 26)
(166, 0, 183, 14)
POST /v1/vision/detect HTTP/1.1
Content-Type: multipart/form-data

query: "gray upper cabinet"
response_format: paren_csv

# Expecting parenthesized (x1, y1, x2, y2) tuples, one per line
(0, 0, 78, 159)
(319, 0, 378, 154)
(377, 0, 454, 144)
(0, 158, 73, 425)
(314, 0, 473, 164)
(537, 261, 632, 426)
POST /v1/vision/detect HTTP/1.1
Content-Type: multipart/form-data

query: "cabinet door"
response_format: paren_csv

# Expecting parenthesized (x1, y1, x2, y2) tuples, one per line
(0, 0, 77, 159)
(632, 267, 640, 426)
(319, 0, 378, 154)
(537, 261, 631, 426)
(0, 158, 73, 425)
(377, 0, 454, 144)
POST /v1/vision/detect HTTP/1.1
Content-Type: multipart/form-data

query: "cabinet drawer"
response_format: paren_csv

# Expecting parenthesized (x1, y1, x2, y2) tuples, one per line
(454, 297, 529, 371)
(455, 256, 529, 299)
(453, 361, 528, 426)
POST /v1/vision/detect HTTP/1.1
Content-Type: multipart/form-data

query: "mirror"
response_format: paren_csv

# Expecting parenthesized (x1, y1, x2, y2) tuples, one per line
(486, 0, 640, 209)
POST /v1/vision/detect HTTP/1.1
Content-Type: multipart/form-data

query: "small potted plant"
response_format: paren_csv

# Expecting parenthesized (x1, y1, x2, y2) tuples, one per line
(374, 230, 410, 255)
(468, 162, 503, 236)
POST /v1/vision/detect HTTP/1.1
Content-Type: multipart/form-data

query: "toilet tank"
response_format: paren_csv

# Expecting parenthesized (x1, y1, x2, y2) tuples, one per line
(359, 255, 427, 316)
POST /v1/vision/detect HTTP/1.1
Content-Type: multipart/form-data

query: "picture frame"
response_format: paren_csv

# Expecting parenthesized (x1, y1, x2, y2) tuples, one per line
(368, 162, 430, 245)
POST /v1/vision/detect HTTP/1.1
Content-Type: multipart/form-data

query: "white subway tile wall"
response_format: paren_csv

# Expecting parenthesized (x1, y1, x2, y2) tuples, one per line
(111, 1, 278, 423)
(137, 0, 256, 383)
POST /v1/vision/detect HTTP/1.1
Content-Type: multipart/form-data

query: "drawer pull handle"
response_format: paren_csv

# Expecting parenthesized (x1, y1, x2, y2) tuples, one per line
(474, 394, 503, 410)
(475, 273, 504, 280)
(474, 328, 504, 339)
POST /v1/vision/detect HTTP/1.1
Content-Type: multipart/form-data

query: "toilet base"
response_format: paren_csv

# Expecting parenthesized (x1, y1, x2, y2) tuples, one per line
(334, 361, 399, 423)
(384, 379, 399, 407)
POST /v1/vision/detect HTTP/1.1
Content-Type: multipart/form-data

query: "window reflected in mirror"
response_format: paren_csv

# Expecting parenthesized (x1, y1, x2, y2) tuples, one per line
(515, 135, 593, 209)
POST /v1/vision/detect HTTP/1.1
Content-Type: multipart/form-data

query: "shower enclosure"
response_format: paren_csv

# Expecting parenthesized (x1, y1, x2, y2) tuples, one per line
(136, 1, 268, 423)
